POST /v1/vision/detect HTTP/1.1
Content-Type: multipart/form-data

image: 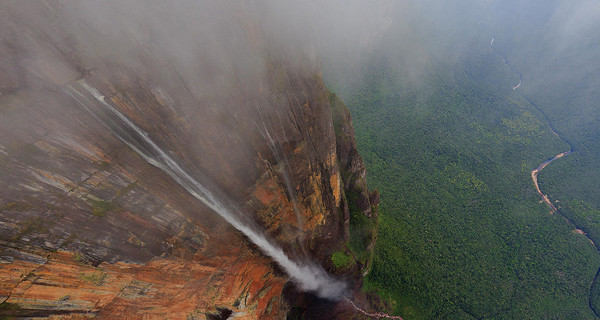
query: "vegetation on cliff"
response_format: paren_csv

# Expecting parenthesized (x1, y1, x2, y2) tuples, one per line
(0, 2, 376, 318)
(2, 1, 599, 319)
(329, 91, 380, 275)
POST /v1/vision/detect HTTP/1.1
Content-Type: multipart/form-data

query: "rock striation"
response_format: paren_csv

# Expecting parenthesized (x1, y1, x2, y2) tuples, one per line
(0, 1, 378, 319)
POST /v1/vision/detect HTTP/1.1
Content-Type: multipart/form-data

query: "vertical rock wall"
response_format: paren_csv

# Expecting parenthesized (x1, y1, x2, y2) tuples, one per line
(0, 1, 378, 319)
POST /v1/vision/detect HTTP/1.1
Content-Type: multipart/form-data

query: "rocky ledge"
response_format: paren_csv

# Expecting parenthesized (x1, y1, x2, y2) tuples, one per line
(0, 2, 379, 319)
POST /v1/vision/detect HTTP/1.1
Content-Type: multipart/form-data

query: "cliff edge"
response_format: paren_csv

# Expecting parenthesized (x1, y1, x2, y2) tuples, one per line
(0, 2, 379, 319)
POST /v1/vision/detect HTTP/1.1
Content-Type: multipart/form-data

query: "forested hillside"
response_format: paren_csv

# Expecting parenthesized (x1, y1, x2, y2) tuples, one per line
(324, 1, 600, 318)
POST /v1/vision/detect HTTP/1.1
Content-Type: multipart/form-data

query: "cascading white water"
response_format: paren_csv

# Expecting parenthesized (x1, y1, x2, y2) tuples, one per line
(66, 79, 347, 300)
(254, 106, 305, 232)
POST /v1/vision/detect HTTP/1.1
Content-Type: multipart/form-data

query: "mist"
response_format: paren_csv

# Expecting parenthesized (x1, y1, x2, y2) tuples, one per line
(2, 0, 598, 125)
(0, 0, 367, 301)
(2, 0, 599, 311)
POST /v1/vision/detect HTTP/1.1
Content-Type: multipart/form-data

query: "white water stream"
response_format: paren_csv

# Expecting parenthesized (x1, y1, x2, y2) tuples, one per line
(66, 79, 347, 299)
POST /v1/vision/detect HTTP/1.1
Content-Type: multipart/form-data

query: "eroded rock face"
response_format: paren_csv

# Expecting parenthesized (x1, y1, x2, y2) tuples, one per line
(0, 1, 377, 319)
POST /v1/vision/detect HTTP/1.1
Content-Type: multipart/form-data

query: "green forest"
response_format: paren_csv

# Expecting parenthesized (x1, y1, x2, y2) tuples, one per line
(326, 18, 600, 318)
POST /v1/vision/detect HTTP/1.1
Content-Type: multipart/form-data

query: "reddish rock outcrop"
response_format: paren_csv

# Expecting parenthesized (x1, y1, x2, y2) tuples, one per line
(0, 1, 378, 319)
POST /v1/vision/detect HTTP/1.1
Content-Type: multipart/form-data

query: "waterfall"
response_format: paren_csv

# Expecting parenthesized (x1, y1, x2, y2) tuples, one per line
(254, 106, 305, 233)
(66, 79, 347, 300)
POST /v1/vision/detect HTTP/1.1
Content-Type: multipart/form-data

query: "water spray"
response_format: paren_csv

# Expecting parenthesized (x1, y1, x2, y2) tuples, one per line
(66, 79, 347, 300)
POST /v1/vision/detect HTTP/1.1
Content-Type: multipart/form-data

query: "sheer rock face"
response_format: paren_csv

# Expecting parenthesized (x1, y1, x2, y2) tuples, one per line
(0, 1, 376, 319)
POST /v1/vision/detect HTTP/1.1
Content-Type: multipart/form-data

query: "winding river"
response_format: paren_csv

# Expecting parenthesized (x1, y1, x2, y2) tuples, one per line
(488, 32, 600, 318)
(531, 151, 572, 214)
(529, 138, 600, 318)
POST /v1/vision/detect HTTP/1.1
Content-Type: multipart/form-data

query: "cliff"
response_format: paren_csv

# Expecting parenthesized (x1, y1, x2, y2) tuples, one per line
(0, 2, 378, 319)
